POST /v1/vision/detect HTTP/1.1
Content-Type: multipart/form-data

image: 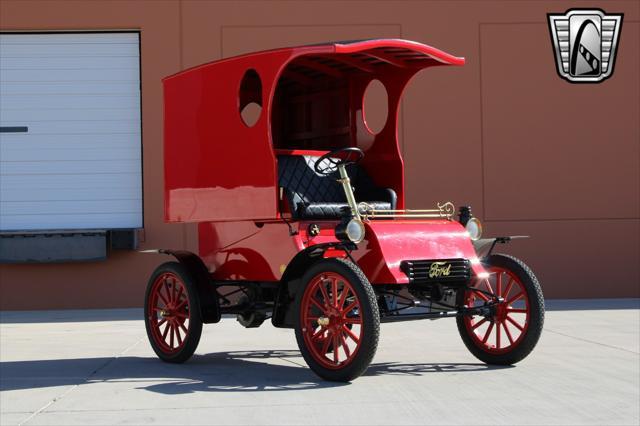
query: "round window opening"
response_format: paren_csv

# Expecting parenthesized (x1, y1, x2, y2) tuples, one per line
(239, 69, 262, 127)
(362, 79, 388, 135)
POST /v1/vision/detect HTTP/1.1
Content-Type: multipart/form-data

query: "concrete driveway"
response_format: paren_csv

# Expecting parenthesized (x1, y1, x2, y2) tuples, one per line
(1, 299, 638, 425)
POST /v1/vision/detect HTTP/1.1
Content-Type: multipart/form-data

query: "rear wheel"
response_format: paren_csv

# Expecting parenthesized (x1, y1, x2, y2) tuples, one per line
(295, 258, 379, 382)
(144, 262, 202, 363)
(457, 254, 544, 365)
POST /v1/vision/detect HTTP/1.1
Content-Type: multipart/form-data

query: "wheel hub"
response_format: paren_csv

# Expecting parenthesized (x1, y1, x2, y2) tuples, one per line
(494, 301, 508, 322)
(317, 316, 330, 326)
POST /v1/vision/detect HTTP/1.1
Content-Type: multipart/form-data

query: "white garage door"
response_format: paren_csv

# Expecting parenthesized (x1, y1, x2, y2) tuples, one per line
(0, 32, 142, 231)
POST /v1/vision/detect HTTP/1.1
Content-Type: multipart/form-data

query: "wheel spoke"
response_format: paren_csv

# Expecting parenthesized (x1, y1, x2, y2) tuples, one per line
(496, 273, 503, 297)
(337, 286, 350, 310)
(169, 322, 175, 348)
(318, 281, 331, 307)
(507, 308, 528, 313)
(496, 320, 502, 349)
(157, 291, 169, 306)
(312, 326, 325, 340)
(162, 321, 171, 340)
(473, 289, 490, 302)
(309, 297, 325, 313)
(179, 322, 188, 334)
(173, 311, 188, 319)
(175, 324, 183, 346)
(506, 315, 524, 331)
(482, 322, 494, 343)
(507, 292, 524, 305)
(175, 285, 184, 306)
(343, 317, 362, 325)
(321, 330, 332, 354)
(484, 277, 494, 295)
(503, 322, 514, 344)
(163, 281, 173, 305)
(343, 300, 359, 314)
(331, 279, 338, 308)
(333, 334, 339, 363)
(156, 317, 167, 328)
(174, 299, 188, 311)
(343, 325, 360, 343)
(340, 332, 351, 358)
(171, 280, 178, 304)
(503, 278, 514, 300)
(471, 317, 487, 330)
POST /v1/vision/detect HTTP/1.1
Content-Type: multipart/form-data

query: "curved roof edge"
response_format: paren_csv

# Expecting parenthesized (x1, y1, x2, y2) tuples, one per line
(164, 38, 464, 82)
(332, 39, 465, 66)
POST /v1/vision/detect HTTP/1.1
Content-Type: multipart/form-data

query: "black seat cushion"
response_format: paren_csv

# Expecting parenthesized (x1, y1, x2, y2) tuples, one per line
(300, 201, 392, 219)
(278, 155, 397, 219)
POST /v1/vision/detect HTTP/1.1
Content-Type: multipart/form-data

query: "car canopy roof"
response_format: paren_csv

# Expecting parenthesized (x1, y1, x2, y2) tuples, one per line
(163, 39, 464, 223)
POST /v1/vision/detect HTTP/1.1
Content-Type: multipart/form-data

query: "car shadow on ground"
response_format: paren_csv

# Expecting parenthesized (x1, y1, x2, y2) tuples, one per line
(0, 349, 512, 394)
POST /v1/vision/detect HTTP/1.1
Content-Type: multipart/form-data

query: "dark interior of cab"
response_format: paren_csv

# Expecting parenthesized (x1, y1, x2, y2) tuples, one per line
(270, 54, 398, 220)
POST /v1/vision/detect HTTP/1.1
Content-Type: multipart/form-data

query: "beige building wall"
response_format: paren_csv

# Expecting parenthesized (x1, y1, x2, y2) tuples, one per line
(0, 0, 638, 310)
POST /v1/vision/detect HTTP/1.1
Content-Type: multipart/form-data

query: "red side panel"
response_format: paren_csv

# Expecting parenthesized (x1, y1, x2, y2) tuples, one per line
(354, 220, 485, 284)
(163, 52, 291, 223)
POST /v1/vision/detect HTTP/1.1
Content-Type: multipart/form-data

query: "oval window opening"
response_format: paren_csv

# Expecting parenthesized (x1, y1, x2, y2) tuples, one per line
(363, 79, 388, 135)
(239, 69, 262, 127)
(240, 103, 262, 127)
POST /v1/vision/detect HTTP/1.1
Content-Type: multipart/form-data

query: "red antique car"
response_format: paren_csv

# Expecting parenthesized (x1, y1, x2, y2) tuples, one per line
(144, 39, 544, 382)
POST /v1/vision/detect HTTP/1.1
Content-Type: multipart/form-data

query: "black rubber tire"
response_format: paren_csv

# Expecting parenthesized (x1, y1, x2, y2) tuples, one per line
(294, 258, 380, 382)
(144, 262, 203, 363)
(457, 254, 544, 365)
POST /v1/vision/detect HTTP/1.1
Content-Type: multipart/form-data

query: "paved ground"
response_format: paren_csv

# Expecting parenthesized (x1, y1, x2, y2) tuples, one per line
(1, 299, 638, 425)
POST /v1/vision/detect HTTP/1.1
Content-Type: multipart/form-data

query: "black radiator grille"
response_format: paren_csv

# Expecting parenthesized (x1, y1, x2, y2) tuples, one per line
(400, 258, 471, 284)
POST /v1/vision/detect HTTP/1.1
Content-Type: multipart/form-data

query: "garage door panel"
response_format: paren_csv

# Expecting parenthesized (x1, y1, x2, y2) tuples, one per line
(0, 133, 135, 148)
(1, 121, 140, 135)
(0, 33, 138, 44)
(1, 56, 140, 70)
(2, 94, 139, 110)
(2, 200, 141, 215)
(1, 82, 139, 95)
(1, 108, 140, 122)
(0, 68, 139, 83)
(1, 186, 142, 202)
(2, 213, 142, 231)
(0, 42, 139, 58)
(2, 147, 140, 162)
(0, 32, 142, 232)
(1, 173, 141, 190)
(1, 159, 141, 175)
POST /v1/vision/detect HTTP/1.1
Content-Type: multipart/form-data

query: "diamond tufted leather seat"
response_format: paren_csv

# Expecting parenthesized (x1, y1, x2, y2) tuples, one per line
(278, 155, 397, 219)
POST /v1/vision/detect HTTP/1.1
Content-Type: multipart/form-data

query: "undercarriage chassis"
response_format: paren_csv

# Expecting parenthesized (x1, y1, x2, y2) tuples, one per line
(209, 280, 500, 325)
(376, 286, 501, 323)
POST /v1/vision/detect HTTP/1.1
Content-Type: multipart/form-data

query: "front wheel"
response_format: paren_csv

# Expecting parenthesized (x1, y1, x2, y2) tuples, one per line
(144, 262, 203, 363)
(457, 254, 544, 365)
(294, 258, 380, 382)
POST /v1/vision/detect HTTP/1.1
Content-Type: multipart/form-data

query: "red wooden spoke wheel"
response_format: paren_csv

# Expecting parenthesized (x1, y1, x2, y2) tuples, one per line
(463, 267, 529, 354)
(148, 272, 192, 352)
(301, 271, 363, 369)
(295, 259, 379, 382)
(457, 254, 544, 365)
(144, 262, 202, 363)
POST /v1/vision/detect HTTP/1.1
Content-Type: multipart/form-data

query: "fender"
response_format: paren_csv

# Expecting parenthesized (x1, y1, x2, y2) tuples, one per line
(472, 236, 529, 260)
(272, 242, 354, 328)
(141, 249, 221, 323)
